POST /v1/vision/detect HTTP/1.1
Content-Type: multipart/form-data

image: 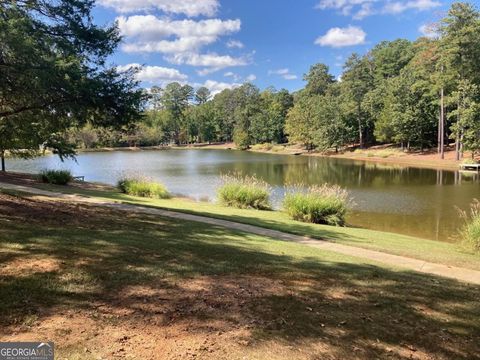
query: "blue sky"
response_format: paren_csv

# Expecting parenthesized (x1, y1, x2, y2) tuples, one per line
(93, 0, 456, 94)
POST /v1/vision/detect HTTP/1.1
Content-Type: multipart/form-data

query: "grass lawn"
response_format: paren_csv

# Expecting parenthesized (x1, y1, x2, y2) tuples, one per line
(0, 192, 479, 359)
(34, 182, 480, 271)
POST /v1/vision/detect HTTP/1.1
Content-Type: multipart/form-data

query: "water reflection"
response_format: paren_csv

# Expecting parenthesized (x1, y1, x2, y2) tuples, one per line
(6, 149, 479, 242)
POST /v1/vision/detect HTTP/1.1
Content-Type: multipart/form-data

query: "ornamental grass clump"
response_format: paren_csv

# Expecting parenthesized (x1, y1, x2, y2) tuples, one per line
(40, 169, 73, 185)
(283, 184, 350, 226)
(117, 177, 170, 199)
(217, 173, 271, 210)
(458, 199, 480, 253)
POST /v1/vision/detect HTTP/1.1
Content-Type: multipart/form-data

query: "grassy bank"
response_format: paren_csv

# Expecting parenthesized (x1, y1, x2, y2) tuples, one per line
(0, 191, 479, 359)
(30, 181, 480, 271)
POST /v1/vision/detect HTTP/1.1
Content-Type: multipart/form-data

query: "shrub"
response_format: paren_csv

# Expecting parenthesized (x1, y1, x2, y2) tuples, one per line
(117, 177, 170, 199)
(233, 129, 250, 150)
(251, 143, 273, 151)
(217, 173, 271, 210)
(283, 184, 350, 226)
(462, 158, 479, 165)
(40, 169, 73, 185)
(458, 199, 480, 253)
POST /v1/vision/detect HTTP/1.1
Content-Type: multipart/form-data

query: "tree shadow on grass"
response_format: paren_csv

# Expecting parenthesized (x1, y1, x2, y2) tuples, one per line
(0, 194, 479, 359)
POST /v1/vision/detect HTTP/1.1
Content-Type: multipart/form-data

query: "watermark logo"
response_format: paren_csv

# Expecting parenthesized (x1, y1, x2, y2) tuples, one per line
(0, 342, 54, 360)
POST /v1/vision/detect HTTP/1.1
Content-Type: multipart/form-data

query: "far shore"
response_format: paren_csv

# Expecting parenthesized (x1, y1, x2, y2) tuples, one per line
(76, 142, 469, 171)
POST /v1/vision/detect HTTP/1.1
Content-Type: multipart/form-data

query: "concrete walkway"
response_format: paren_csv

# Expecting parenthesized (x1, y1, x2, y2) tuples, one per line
(2, 182, 480, 285)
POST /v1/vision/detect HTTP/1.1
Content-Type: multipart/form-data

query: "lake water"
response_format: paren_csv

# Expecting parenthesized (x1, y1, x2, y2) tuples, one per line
(6, 149, 480, 242)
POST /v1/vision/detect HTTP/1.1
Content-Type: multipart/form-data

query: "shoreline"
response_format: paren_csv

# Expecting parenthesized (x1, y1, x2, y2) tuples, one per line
(76, 143, 464, 171)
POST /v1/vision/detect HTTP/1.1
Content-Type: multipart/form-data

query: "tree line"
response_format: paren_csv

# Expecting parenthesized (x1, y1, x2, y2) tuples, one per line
(2, 1, 479, 171)
(80, 1, 477, 160)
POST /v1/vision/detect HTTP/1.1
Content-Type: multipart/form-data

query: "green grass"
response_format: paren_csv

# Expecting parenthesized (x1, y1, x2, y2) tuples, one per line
(117, 177, 170, 199)
(217, 173, 271, 210)
(462, 158, 479, 165)
(0, 191, 479, 359)
(283, 185, 349, 226)
(39, 169, 73, 185)
(32, 183, 480, 271)
(459, 199, 480, 253)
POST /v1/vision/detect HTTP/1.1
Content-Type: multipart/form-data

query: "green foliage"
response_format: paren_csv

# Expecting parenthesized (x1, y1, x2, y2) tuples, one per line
(233, 128, 251, 150)
(462, 158, 479, 164)
(40, 169, 73, 185)
(285, 92, 320, 149)
(283, 184, 350, 226)
(458, 199, 480, 253)
(303, 63, 335, 96)
(195, 87, 211, 105)
(217, 174, 271, 210)
(118, 177, 170, 199)
(0, 0, 146, 167)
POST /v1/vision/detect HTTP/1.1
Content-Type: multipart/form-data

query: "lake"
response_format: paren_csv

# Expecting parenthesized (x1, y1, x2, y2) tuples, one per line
(6, 149, 479, 242)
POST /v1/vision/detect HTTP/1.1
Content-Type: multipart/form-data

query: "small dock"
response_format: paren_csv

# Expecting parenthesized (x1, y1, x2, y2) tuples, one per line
(459, 163, 480, 173)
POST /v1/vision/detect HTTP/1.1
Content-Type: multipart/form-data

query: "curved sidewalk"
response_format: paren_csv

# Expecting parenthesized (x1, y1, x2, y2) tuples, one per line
(1, 182, 480, 285)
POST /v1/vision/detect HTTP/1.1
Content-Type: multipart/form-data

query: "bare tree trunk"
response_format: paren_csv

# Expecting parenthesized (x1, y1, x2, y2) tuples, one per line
(437, 110, 441, 154)
(455, 97, 463, 161)
(455, 134, 460, 161)
(459, 129, 464, 160)
(440, 87, 445, 160)
(357, 103, 363, 149)
(1, 150, 5, 172)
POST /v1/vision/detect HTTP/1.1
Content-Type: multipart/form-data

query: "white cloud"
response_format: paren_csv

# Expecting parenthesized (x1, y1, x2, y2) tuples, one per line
(199, 80, 241, 95)
(269, 68, 298, 80)
(166, 53, 249, 75)
(226, 40, 245, 49)
(117, 63, 188, 84)
(315, 26, 366, 47)
(118, 16, 241, 54)
(98, 0, 219, 17)
(354, 3, 375, 19)
(316, 0, 375, 18)
(316, 0, 440, 19)
(245, 74, 257, 82)
(283, 74, 298, 80)
(118, 15, 248, 72)
(384, 0, 440, 14)
(418, 23, 438, 38)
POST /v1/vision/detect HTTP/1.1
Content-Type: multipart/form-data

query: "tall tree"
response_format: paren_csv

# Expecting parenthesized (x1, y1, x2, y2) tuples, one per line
(439, 2, 480, 159)
(195, 87, 211, 105)
(285, 92, 321, 150)
(341, 54, 374, 148)
(0, 0, 146, 171)
(161, 82, 194, 145)
(303, 63, 335, 96)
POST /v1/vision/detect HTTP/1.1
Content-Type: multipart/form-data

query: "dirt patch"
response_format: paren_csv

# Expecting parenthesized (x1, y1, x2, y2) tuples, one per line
(0, 171, 42, 186)
(0, 171, 116, 192)
(0, 257, 61, 277)
(0, 275, 306, 360)
(314, 146, 469, 170)
(0, 192, 131, 229)
(1, 272, 470, 360)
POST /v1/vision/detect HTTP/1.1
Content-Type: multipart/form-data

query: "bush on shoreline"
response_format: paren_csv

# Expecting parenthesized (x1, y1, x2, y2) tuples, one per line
(40, 169, 73, 185)
(118, 177, 170, 199)
(283, 184, 350, 226)
(217, 174, 271, 210)
(458, 199, 480, 253)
